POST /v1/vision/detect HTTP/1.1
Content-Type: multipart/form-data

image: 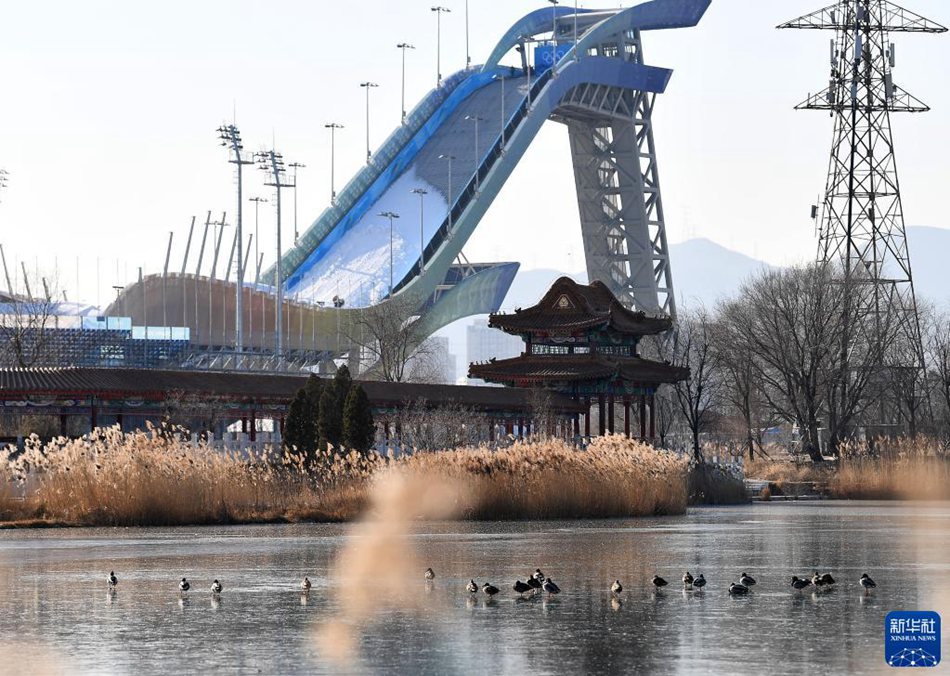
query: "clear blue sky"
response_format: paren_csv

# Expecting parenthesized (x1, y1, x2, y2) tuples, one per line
(0, 0, 947, 306)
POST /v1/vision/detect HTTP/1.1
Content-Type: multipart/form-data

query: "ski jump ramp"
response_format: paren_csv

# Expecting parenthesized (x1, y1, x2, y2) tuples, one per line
(112, 0, 710, 368)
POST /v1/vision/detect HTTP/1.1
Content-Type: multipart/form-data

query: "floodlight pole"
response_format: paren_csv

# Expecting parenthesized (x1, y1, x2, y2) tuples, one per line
(218, 124, 253, 355)
(465, 0, 471, 68)
(257, 150, 294, 358)
(439, 154, 456, 236)
(379, 211, 400, 295)
(411, 187, 428, 275)
(397, 43, 415, 124)
(465, 115, 485, 187)
(432, 6, 451, 86)
(360, 82, 379, 164)
(289, 162, 306, 246)
(548, 0, 559, 76)
(324, 123, 343, 204)
(249, 197, 268, 285)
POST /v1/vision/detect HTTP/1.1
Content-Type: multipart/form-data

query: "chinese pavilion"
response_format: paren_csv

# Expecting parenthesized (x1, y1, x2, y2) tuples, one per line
(468, 277, 688, 440)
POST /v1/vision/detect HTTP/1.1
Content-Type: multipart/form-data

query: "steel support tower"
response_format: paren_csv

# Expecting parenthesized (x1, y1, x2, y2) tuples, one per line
(559, 28, 675, 317)
(780, 1, 946, 428)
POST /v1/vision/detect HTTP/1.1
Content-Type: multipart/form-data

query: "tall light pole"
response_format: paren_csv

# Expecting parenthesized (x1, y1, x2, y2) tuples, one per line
(397, 43, 415, 124)
(360, 82, 379, 164)
(574, 0, 579, 61)
(249, 197, 268, 285)
(324, 123, 343, 204)
(519, 35, 537, 107)
(493, 74, 508, 147)
(256, 150, 293, 358)
(249, 196, 268, 349)
(411, 188, 428, 275)
(218, 124, 253, 355)
(439, 154, 455, 235)
(379, 210, 400, 295)
(464, 114, 485, 187)
(548, 0, 560, 76)
(431, 6, 451, 86)
(289, 162, 306, 245)
(465, 0, 471, 68)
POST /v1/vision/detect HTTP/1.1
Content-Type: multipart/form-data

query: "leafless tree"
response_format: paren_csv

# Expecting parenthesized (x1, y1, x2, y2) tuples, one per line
(527, 387, 555, 440)
(717, 265, 833, 461)
(0, 269, 61, 368)
(347, 295, 437, 382)
(925, 309, 950, 440)
(713, 303, 779, 461)
(665, 307, 722, 462)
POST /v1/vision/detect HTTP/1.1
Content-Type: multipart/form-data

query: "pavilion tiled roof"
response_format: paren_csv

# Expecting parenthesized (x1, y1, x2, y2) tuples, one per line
(469, 354, 689, 385)
(487, 277, 672, 337)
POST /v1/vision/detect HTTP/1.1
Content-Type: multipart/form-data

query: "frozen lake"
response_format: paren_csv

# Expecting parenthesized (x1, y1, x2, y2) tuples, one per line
(1, 502, 948, 674)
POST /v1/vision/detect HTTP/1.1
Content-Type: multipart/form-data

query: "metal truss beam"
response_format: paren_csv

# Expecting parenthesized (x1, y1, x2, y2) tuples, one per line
(556, 30, 674, 317)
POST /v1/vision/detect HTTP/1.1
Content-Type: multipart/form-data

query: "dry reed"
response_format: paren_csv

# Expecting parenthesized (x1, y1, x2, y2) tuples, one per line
(1, 428, 689, 527)
(745, 437, 950, 500)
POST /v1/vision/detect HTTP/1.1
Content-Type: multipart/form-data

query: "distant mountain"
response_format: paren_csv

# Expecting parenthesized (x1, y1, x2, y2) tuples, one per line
(437, 228, 950, 380)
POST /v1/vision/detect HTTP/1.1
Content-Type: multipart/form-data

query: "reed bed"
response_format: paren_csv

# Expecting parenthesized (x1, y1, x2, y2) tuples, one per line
(745, 437, 950, 500)
(0, 428, 689, 527)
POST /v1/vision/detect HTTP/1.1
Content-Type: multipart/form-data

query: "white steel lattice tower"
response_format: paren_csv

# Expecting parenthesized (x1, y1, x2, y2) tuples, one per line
(779, 1, 946, 426)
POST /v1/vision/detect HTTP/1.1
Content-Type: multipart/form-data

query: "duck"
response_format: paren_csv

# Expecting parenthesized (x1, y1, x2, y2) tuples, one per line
(859, 573, 877, 592)
(179, 577, 190, 593)
(790, 575, 811, 590)
(532, 569, 546, 583)
(652, 575, 668, 589)
(819, 572, 836, 585)
(466, 579, 478, 594)
(611, 580, 623, 594)
(543, 579, 561, 595)
(527, 576, 543, 592)
(513, 580, 532, 596)
(692, 574, 707, 590)
(811, 572, 826, 587)
(108, 571, 118, 588)
(424, 567, 435, 581)
(682, 571, 693, 587)
(211, 580, 223, 594)
(301, 577, 311, 591)
(739, 572, 757, 587)
(729, 582, 750, 595)
(482, 583, 500, 598)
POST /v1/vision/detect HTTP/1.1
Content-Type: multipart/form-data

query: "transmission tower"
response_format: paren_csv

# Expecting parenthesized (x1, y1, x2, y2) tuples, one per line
(779, 1, 946, 431)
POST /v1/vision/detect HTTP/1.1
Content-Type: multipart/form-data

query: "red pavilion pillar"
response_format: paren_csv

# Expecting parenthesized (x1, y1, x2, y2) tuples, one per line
(639, 395, 647, 439)
(584, 398, 591, 438)
(598, 394, 606, 436)
(623, 398, 631, 438)
(607, 394, 615, 434)
(649, 394, 656, 440)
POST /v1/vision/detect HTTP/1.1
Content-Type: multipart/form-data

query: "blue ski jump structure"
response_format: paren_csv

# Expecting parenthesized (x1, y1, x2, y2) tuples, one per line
(110, 0, 710, 371)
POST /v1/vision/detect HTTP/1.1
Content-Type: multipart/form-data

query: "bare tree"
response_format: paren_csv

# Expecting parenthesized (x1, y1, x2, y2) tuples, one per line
(713, 303, 778, 461)
(666, 307, 722, 462)
(527, 387, 555, 440)
(925, 309, 950, 440)
(717, 265, 836, 461)
(0, 269, 61, 367)
(347, 296, 437, 382)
